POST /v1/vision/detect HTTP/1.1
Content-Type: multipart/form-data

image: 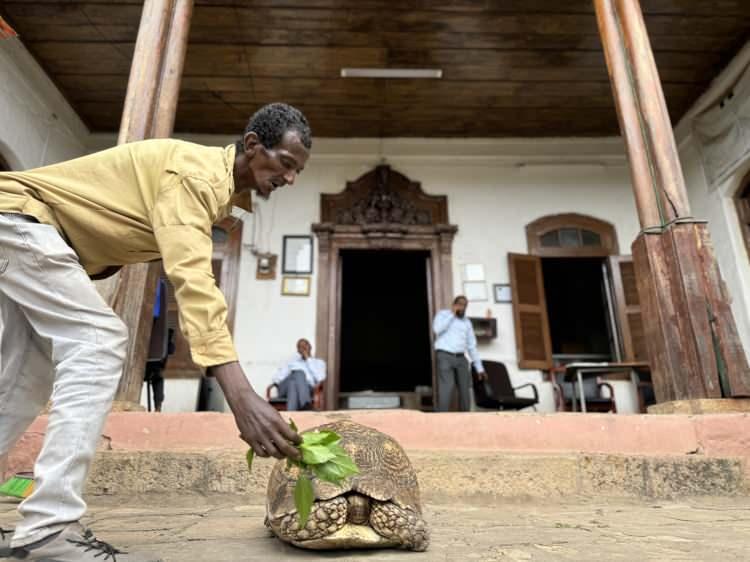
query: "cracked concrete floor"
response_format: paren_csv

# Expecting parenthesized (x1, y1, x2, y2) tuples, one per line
(2, 494, 750, 561)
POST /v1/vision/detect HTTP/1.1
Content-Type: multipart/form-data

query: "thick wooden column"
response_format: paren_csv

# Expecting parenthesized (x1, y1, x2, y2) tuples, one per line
(594, 0, 750, 405)
(107, 0, 194, 406)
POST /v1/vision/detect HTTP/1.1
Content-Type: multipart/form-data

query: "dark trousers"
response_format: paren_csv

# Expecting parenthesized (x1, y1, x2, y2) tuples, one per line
(278, 370, 313, 411)
(144, 363, 165, 412)
(436, 351, 471, 412)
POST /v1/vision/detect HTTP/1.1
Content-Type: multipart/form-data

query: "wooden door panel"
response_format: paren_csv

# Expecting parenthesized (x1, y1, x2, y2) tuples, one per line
(609, 255, 649, 363)
(509, 253, 552, 370)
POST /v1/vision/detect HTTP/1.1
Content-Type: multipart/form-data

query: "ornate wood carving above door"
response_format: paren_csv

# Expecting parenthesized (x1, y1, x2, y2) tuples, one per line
(312, 165, 457, 410)
(320, 164, 449, 227)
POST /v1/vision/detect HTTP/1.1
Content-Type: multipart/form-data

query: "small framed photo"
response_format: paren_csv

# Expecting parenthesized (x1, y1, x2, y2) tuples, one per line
(493, 283, 512, 303)
(282, 235, 313, 275)
(463, 281, 488, 302)
(463, 263, 485, 282)
(282, 276, 311, 296)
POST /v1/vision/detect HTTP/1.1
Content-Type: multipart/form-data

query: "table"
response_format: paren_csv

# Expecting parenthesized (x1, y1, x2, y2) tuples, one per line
(561, 362, 650, 413)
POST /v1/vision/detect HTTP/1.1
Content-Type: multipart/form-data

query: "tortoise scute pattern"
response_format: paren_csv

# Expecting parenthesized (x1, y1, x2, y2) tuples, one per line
(370, 501, 429, 552)
(265, 420, 430, 551)
(276, 497, 348, 541)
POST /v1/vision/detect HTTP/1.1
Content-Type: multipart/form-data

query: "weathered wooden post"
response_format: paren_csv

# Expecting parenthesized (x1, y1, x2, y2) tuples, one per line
(594, 0, 750, 412)
(106, 0, 194, 408)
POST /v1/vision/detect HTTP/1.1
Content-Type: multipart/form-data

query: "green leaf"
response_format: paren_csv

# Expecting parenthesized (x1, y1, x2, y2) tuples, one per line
(246, 448, 254, 473)
(327, 444, 348, 457)
(300, 444, 336, 465)
(294, 474, 314, 528)
(312, 460, 348, 484)
(289, 418, 299, 433)
(301, 430, 340, 448)
(330, 453, 359, 476)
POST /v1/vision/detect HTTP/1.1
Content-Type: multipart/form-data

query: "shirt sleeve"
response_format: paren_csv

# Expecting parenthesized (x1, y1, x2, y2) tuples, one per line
(273, 361, 291, 385)
(433, 310, 454, 336)
(466, 321, 485, 373)
(151, 175, 238, 368)
(308, 359, 327, 384)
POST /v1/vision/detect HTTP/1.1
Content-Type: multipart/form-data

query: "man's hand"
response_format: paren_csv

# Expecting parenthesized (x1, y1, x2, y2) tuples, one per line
(474, 371, 488, 382)
(210, 362, 301, 459)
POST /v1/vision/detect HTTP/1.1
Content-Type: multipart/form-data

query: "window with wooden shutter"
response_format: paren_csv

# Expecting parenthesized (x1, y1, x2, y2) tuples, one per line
(509, 253, 553, 369)
(608, 256, 648, 362)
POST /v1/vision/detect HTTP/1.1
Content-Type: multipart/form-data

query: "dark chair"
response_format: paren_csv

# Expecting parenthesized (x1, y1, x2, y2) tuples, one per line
(633, 371, 655, 413)
(472, 361, 539, 411)
(266, 382, 324, 411)
(550, 369, 617, 413)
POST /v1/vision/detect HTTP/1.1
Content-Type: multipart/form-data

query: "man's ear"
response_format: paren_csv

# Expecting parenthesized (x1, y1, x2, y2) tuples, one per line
(243, 131, 263, 157)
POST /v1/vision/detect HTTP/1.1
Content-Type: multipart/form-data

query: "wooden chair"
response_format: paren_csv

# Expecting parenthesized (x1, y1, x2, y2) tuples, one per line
(472, 361, 539, 411)
(550, 369, 617, 413)
(266, 382, 324, 411)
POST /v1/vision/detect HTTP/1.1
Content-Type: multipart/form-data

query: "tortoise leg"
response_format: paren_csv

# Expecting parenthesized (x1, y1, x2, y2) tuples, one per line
(369, 500, 430, 551)
(269, 496, 348, 543)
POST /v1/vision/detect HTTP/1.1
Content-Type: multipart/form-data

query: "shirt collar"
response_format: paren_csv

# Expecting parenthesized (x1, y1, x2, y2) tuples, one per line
(223, 144, 254, 214)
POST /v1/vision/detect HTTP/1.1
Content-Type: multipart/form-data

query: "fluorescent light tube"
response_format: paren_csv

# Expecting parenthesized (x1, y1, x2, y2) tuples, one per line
(340, 68, 443, 79)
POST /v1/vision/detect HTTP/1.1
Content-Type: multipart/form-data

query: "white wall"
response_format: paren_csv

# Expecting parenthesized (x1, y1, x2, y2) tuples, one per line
(0, 40, 88, 169)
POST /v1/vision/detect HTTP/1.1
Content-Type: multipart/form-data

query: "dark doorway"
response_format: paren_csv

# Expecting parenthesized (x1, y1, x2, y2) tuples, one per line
(339, 250, 433, 395)
(541, 258, 614, 359)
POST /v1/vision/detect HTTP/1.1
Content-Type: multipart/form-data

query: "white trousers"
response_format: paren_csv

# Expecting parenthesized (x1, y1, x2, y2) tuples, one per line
(0, 213, 128, 547)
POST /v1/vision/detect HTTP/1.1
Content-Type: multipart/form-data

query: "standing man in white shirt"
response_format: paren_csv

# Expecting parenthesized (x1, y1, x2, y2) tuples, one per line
(272, 338, 326, 410)
(433, 295, 487, 412)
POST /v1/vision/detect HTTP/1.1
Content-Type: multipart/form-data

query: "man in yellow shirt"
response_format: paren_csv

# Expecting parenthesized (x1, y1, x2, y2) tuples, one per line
(0, 103, 308, 562)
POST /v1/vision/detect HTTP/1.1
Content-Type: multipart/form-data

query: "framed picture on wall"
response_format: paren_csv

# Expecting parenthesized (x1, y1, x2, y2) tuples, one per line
(282, 276, 311, 296)
(282, 235, 313, 274)
(463, 281, 488, 302)
(463, 263, 485, 282)
(493, 283, 512, 303)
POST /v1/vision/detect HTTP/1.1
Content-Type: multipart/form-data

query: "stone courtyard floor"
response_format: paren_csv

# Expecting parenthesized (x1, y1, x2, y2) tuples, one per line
(2, 493, 750, 561)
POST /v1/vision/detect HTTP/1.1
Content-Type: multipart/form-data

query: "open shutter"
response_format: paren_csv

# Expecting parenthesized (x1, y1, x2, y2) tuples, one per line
(608, 256, 649, 362)
(509, 253, 553, 370)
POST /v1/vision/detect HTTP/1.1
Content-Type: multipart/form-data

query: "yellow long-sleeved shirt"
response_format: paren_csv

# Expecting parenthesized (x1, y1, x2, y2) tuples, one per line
(0, 138, 240, 367)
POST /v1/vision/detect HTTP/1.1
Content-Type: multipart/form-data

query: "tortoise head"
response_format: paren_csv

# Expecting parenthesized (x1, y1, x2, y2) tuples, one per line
(346, 493, 371, 525)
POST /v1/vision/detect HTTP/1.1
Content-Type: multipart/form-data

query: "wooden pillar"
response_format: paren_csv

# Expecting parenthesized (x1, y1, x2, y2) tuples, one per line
(594, 0, 750, 405)
(107, 0, 194, 406)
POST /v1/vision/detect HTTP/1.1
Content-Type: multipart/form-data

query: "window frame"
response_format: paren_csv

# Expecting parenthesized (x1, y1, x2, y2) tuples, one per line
(526, 213, 619, 257)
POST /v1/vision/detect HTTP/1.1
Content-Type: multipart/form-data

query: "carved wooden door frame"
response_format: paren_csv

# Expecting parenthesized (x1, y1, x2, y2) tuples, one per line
(312, 165, 457, 410)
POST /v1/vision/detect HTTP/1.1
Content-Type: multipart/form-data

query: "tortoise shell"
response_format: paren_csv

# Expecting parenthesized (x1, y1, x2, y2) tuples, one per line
(266, 420, 422, 519)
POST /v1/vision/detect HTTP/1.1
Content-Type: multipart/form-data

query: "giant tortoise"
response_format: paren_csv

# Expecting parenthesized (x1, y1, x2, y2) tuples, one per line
(265, 420, 429, 551)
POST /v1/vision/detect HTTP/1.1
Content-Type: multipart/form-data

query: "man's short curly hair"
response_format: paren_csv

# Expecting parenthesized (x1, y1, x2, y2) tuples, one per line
(243, 103, 312, 150)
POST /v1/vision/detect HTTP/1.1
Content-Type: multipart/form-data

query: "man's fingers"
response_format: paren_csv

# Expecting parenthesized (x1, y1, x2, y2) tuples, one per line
(259, 436, 283, 459)
(277, 416, 303, 445)
(247, 438, 269, 458)
(273, 432, 302, 459)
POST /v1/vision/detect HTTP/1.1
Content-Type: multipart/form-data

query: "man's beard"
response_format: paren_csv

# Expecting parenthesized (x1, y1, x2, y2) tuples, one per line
(456, 309, 465, 318)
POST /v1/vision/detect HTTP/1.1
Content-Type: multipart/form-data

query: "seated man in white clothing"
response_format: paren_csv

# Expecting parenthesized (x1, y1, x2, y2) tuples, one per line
(272, 339, 326, 410)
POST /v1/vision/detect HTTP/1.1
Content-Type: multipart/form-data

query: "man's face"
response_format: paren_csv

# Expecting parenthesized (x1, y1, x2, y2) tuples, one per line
(244, 130, 310, 200)
(297, 339, 312, 357)
(454, 298, 468, 318)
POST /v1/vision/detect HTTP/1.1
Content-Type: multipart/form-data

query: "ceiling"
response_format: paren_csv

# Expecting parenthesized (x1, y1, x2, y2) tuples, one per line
(1, 0, 748, 137)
